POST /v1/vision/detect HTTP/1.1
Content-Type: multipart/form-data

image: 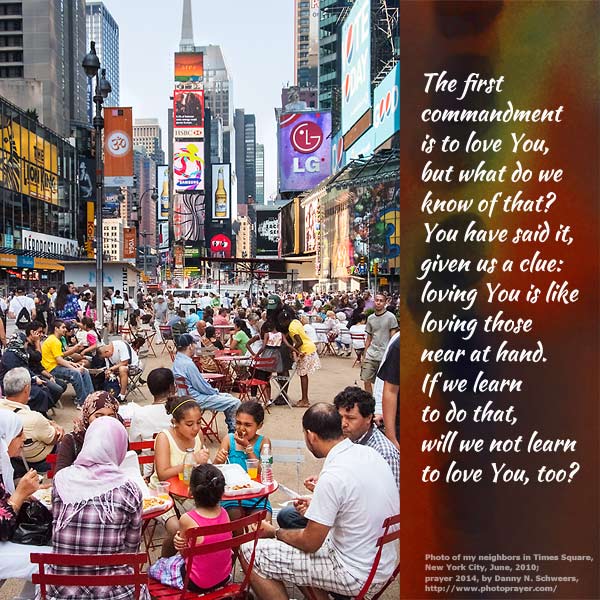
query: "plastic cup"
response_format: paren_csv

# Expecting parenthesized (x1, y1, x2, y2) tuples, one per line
(154, 481, 171, 501)
(246, 459, 259, 481)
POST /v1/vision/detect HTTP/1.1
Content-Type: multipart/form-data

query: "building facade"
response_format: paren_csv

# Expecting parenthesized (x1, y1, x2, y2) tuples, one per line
(133, 118, 164, 164)
(85, 0, 119, 108)
(255, 143, 264, 204)
(0, 0, 88, 138)
(0, 96, 80, 292)
(102, 217, 124, 261)
(294, 0, 320, 88)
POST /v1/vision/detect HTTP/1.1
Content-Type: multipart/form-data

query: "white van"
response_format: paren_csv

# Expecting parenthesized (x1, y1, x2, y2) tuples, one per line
(165, 287, 218, 309)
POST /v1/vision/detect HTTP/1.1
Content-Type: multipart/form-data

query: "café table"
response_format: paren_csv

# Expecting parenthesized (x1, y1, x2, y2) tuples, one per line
(215, 354, 251, 384)
(213, 324, 234, 343)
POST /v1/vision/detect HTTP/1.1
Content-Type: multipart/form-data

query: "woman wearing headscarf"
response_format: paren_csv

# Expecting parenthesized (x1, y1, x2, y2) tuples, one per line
(49, 417, 148, 600)
(0, 411, 51, 581)
(0, 331, 53, 415)
(54, 391, 120, 474)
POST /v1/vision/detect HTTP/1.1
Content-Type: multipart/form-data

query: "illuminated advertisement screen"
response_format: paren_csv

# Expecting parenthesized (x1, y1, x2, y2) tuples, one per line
(174, 52, 203, 82)
(278, 111, 331, 193)
(173, 141, 204, 192)
(211, 163, 231, 221)
(173, 90, 204, 131)
(256, 209, 279, 256)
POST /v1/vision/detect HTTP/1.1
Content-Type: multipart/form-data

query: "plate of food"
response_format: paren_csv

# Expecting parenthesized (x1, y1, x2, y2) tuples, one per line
(142, 496, 171, 515)
(224, 480, 265, 497)
(33, 487, 53, 508)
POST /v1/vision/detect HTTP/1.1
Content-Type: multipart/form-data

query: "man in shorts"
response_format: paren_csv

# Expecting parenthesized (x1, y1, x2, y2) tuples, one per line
(361, 293, 398, 393)
(240, 403, 398, 599)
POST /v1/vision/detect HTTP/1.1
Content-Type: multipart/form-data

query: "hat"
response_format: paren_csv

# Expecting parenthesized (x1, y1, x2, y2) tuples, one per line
(266, 294, 281, 311)
(176, 333, 195, 349)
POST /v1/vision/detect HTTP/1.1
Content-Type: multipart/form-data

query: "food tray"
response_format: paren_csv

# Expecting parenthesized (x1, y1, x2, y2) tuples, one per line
(216, 463, 252, 486)
(142, 496, 171, 515)
(224, 480, 265, 496)
(33, 487, 53, 508)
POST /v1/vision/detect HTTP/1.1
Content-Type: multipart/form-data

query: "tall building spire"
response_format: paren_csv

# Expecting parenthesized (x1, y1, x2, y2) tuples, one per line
(180, 0, 195, 51)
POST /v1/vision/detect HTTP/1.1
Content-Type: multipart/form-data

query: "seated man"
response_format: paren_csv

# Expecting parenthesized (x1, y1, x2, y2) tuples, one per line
(278, 386, 400, 529)
(97, 339, 141, 403)
(186, 308, 200, 332)
(0, 367, 64, 476)
(168, 309, 188, 340)
(41, 319, 94, 408)
(240, 403, 398, 599)
(189, 319, 207, 344)
(172, 333, 240, 433)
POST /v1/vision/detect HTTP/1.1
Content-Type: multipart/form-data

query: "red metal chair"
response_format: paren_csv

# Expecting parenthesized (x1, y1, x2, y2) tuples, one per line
(350, 332, 367, 367)
(159, 325, 177, 360)
(129, 439, 156, 469)
(175, 376, 221, 443)
(147, 509, 267, 600)
(237, 356, 277, 412)
(45, 453, 57, 479)
(30, 552, 147, 600)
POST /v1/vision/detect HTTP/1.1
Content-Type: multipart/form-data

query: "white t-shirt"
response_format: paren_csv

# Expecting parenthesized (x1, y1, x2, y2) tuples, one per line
(303, 323, 318, 343)
(373, 331, 400, 414)
(349, 324, 367, 349)
(129, 404, 171, 442)
(305, 439, 398, 584)
(8, 295, 35, 319)
(198, 296, 212, 309)
(106, 340, 139, 367)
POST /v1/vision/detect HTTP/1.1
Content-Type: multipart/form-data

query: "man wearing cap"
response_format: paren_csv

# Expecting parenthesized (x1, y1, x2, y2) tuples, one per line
(172, 333, 240, 433)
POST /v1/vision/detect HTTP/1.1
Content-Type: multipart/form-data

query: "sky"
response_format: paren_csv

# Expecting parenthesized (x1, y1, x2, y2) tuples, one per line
(101, 0, 295, 201)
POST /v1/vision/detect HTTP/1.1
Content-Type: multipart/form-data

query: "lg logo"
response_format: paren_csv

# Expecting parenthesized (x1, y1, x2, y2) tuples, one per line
(291, 121, 324, 154)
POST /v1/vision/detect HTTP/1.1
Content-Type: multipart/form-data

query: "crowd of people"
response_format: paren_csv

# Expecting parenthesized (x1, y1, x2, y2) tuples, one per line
(0, 282, 399, 599)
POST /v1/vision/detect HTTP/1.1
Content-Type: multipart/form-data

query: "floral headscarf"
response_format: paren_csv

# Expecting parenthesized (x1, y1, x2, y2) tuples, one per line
(72, 391, 120, 441)
(5, 331, 29, 363)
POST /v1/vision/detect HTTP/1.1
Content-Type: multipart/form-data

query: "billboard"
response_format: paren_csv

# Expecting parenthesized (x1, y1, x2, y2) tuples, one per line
(0, 118, 58, 204)
(279, 199, 299, 256)
(78, 156, 95, 201)
(304, 197, 318, 253)
(209, 234, 232, 258)
(173, 192, 205, 242)
(331, 131, 346, 174)
(173, 90, 204, 137)
(373, 63, 400, 147)
(123, 227, 136, 259)
(211, 163, 231, 220)
(346, 126, 376, 161)
(104, 107, 134, 187)
(102, 188, 121, 218)
(158, 221, 169, 251)
(174, 52, 203, 89)
(256, 209, 279, 256)
(156, 164, 169, 221)
(173, 141, 205, 192)
(341, 0, 371, 134)
(278, 111, 331, 192)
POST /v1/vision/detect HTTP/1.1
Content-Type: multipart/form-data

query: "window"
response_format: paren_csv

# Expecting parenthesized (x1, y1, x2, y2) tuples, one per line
(0, 65, 23, 77)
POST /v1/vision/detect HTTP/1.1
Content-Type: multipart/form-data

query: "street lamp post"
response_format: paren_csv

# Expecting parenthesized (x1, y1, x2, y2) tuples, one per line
(82, 41, 111, 326)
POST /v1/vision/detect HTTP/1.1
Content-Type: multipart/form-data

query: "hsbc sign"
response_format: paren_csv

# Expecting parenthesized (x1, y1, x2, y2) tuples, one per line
(341, 0, 371, 135)
(373, 63, 400, 147)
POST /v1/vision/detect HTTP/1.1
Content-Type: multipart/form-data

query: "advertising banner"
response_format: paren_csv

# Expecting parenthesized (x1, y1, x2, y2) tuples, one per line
(211, 163, 231, 220)
(341, 0, 371, 134)
(174, 52, 203, 89)
(278, 111, 331, 192)
(209, 234, 232, 258)
(123, 227, 136, 259)
(173, 192, 205, 242)
(21, 231, 79, 257)
(346, 126, 376, 161)
(158, 221, 169, 251)
(373, 63, 400, 147)
(0, 119, 58, 204)
(104, 107, 134, 187)
(78, 157, 95, 201)
(173, 90, 204, 137)
(173, 141, 205, 192)
(331, 131, 346, 174)
(156, 164, 169, 221)
(86, 201, 94, 258)
(256, 209, 280, 256)
(304, 197, 318, 253)
(102, 188, 121, 218)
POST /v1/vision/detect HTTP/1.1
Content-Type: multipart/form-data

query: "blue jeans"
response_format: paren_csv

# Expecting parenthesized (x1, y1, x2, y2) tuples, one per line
(277, 506, 308, 529)
(52, 366, 94, 406)
(196, 393, 240, 433)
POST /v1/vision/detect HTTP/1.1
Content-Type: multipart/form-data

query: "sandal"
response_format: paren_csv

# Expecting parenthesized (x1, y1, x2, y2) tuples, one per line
(295, 400, 310, 408)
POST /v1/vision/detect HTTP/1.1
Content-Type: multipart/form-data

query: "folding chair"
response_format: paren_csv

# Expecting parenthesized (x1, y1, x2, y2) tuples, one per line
(124, 362, 147, 402)
(148, 509, 267, 600)
(30, 552, 147, 600)
(307, 513, 400, 600)
(350, 332, 367, 367)
(270, 439, 305, 492)
(237, 356, 277, 411)
(45, 453, 57, 479)
(313, 325, 336, 356)
(175, 376, 221, 443)
(159, 325, 177, 360)
(119, 325, 135, 343)
(271, 362, 297, 409)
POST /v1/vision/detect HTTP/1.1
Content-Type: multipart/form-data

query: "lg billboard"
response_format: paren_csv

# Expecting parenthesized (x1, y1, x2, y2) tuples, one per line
(278, 111, 331, 193)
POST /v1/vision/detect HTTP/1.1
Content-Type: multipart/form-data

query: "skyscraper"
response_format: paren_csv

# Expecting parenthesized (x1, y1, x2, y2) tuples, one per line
(244, 113, 256, 204)
(294, 0, 320, 87)
(256, 143, 265, 204)
(0, 0, 88, 137)
(133, 118, 165, 164)
(85, 0, 120, 107)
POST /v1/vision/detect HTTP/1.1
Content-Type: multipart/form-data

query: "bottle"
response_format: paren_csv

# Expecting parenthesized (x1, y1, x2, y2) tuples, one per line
(159, 173, 169, 219)
(214, 167, 227, 218)
(181, 448, 195, 484)
(260, 443, 273, 485)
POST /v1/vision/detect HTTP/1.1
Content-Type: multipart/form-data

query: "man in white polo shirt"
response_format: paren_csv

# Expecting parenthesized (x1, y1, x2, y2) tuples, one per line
(240, 403, 398, 599)
(97, 340, 140, 402)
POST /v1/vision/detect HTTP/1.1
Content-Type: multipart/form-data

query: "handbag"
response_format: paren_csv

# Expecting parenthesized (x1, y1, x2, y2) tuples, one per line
(148, 554, 185, 589)
(11, 499, 53, 546)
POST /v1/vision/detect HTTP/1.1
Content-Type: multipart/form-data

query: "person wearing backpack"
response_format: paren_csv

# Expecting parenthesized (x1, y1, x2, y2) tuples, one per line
(8, 287, 36, 331)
